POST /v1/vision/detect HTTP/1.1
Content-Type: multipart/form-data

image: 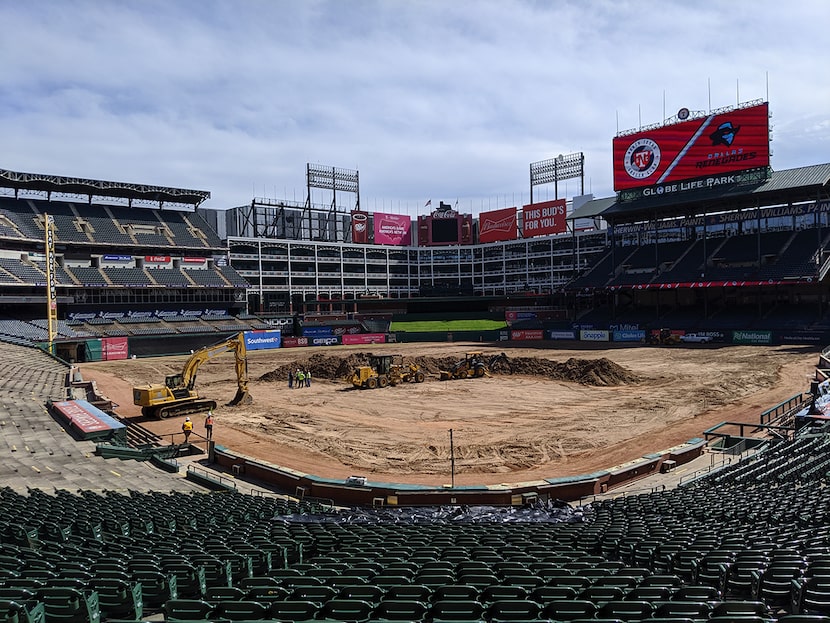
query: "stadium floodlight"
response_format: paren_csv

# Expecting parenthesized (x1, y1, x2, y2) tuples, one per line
(529, 152, 584, 202)
(304, 163, 361, 242)
(306, 163, 360, 195)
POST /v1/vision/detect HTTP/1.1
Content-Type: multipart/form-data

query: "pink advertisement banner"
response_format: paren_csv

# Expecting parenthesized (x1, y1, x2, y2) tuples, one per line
(373, 212, 412, 246)
(101, 336, 129, 361)
(341, 333, 387, 345)
(510, 329, 544, 341)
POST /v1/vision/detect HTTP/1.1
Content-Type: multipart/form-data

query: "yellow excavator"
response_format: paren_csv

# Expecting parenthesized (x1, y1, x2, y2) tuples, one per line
(132, 332, 252, 419)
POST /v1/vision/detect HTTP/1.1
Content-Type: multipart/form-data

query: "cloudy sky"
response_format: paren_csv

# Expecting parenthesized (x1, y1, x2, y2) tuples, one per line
(1, 0, 828, 215)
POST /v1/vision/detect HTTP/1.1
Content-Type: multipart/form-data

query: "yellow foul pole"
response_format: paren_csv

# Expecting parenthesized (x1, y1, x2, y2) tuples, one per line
(44, 214, 57, 354)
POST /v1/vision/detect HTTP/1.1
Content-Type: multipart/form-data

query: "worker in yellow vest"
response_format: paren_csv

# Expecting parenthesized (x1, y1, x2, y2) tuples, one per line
(182, 416, 193, 442)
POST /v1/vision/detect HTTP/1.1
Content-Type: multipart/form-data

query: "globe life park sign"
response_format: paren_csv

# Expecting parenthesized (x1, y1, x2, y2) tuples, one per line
(618, 167, 769, 203)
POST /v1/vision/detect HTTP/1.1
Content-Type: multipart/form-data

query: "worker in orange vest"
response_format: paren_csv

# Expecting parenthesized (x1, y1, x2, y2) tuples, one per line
(205, 411, 214, 440)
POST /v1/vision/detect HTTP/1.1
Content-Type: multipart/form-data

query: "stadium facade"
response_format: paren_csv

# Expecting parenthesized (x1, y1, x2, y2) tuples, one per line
(1, 100, 830, 355)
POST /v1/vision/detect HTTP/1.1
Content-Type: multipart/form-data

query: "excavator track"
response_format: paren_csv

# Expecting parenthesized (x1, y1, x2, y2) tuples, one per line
(154, 399, 218, 420)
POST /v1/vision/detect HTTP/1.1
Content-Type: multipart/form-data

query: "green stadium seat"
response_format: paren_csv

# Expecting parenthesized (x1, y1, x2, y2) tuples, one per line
(88, 578, 142, 622)
(486, 599, 542, 622)
(162, 598, 214, 622)
(213, 599, 271, 621)
(429, 599, 485, 623)
(268, 599, 320, 622)
(316, 598, 375, 623)
(372, 599, 430, 622)
(36, 587, 100, 623)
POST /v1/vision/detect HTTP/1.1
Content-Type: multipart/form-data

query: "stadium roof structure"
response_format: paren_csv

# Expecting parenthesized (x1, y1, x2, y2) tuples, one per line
(568, 196, 617, 221)
(0, 168, 210, 208)
(595, 163, 830, 224)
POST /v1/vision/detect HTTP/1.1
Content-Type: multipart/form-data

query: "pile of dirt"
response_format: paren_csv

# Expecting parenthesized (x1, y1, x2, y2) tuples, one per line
(258, 352, 638, 386)
(508, 356, 640, 386)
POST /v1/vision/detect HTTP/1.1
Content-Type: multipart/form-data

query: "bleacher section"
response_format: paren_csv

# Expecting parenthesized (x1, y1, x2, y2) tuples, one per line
(2, 430, 830, 621)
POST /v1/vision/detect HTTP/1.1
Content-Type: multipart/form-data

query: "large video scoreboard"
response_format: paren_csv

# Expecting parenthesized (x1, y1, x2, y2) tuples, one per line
(612, 102, 770, 193)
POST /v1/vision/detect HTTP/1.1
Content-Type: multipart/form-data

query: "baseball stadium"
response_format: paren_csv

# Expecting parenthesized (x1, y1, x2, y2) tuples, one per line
(3, 100, 830, 621)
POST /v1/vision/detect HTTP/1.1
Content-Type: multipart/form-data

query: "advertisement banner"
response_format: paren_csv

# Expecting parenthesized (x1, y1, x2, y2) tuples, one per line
(613, 102, 770, 191)
(548, 330, 576, 340)
(302, 326, 333, 337)
(373, 212, 412, 246)
(103, 255, 132, 262)
(580, 329, 610, 342)
(282, 337, 309, 348)
(510, 329, 544, 341)
(351, 210, 369, 244)
(311, 336, 341, 346)
(144, 255, 171, 264)
(243, 329, 282, 350)
(522, 199, 567, 238)
(613, 330, 646, 342)
(479, 207, 517, 243)
(101, 336, 129, 361)
(732, 330, 772, 345)
(341, 333, 386, 345)
(182, 257, 207, 264)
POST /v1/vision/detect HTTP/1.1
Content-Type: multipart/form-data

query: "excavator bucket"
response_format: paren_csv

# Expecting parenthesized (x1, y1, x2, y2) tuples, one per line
(227, 388, 252, 406)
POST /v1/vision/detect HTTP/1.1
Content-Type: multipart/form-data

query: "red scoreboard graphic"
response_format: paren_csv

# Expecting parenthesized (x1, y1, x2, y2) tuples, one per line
(612, 102, 770, 191)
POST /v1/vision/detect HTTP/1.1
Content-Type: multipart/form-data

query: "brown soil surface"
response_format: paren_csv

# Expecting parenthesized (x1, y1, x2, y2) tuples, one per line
(79, 342, 818, 486)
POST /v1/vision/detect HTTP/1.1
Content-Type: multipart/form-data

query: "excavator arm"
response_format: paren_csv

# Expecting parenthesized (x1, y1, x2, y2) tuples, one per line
(179, 332, 251, 405)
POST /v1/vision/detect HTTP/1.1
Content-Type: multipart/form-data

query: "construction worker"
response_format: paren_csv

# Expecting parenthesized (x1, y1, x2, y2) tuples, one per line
(182, 416, 193, 443)
(204, 411, 214, 440)
(297, 369, 306, 388)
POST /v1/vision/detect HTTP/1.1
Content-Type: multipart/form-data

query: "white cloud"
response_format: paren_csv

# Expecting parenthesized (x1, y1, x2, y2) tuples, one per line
(0, 0, 827, 213)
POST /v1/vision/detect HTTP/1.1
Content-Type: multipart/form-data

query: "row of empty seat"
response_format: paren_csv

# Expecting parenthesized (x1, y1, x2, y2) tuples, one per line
(0, 198, 222, 248)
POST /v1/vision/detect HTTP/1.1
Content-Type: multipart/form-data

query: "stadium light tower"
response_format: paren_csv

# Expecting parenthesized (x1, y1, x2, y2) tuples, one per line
(529, 152, 584, 203)
(305, 163, 360, 242)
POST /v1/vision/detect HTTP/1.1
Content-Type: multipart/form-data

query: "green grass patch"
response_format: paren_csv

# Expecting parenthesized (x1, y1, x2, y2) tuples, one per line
(391, 319, 507, 332)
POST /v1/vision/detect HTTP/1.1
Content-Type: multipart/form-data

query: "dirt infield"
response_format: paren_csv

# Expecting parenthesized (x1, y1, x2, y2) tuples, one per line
(79, 342, 818, 486)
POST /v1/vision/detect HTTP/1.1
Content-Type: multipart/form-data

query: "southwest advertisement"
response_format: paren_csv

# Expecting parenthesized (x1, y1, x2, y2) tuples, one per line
(612, 102, 770, 191)
(478, 207, 517, 243)
(243, 329, 282, 350)
(373, 212, 412, 246)
(522, 199, 567, 237)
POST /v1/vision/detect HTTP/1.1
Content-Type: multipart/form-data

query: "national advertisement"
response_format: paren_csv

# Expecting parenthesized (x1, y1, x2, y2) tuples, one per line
(478, 207, 517, 243)
(613, 102, 770, 191)
(732, 330, 772, 345)
(243, 329, 282, 350)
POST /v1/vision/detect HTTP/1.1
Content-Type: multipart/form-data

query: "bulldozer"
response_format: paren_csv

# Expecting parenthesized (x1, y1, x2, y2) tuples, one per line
(647, 328, 681, 346)
(350, 354, 426, 389)
(132, 332, 252, 419)
(439, 352, 511, 381)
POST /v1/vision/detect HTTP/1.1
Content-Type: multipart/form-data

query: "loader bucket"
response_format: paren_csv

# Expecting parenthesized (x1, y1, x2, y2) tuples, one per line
(227, 388, 253, 406)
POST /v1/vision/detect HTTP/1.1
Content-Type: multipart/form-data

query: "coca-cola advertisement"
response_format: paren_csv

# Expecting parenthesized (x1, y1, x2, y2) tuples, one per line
(478, 207, 517, 243)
